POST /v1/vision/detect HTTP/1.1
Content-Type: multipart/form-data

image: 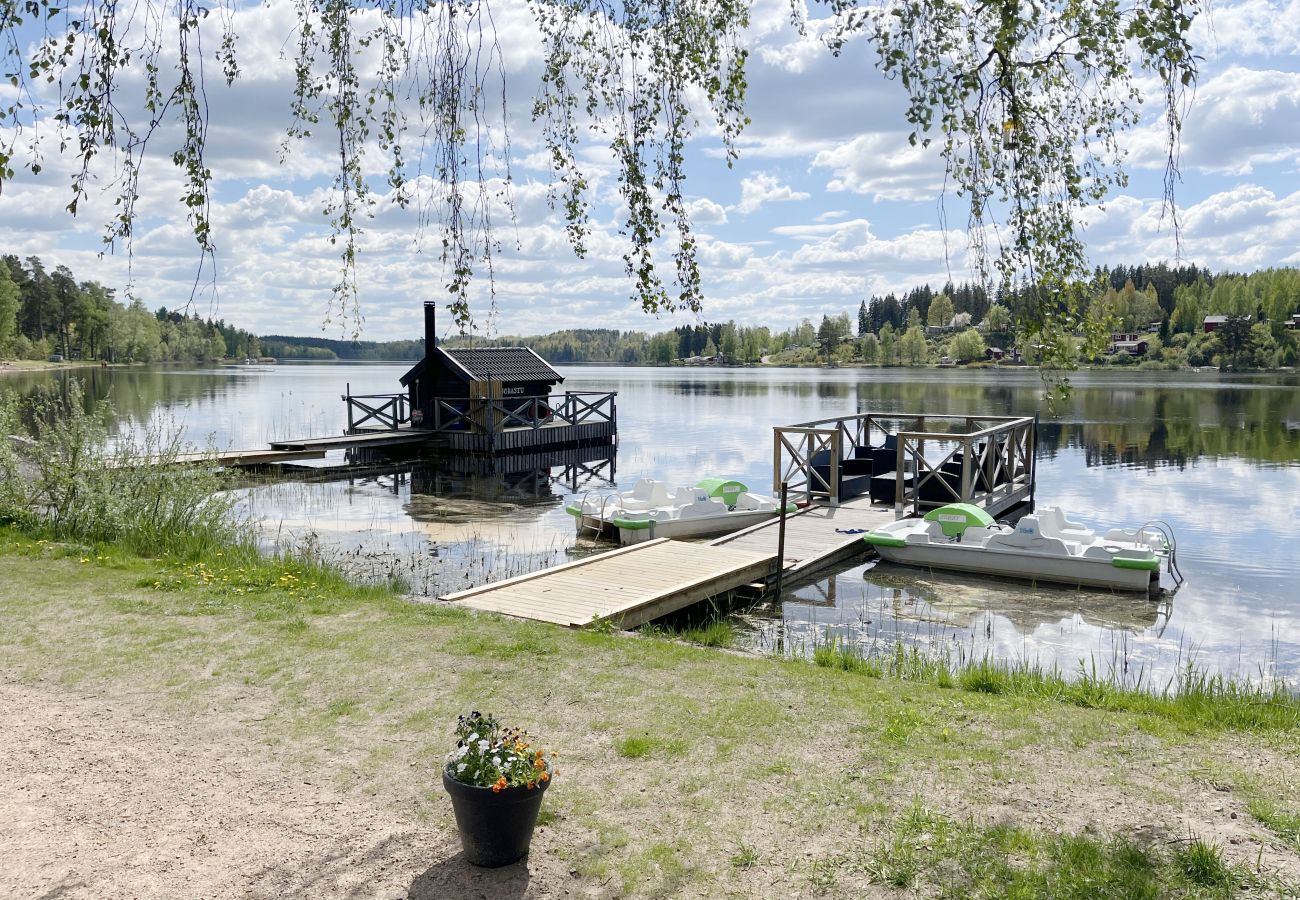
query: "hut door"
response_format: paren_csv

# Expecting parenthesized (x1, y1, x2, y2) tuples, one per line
(469, 379, 503, 433)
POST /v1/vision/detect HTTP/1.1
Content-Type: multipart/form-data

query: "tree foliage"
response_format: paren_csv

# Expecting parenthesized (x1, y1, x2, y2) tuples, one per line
(2, 0, 1199, 345)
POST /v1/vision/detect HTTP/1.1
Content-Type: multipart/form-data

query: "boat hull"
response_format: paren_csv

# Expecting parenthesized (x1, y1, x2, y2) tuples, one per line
(872, 543, 1155, 592)
(616, 510, 778, 545)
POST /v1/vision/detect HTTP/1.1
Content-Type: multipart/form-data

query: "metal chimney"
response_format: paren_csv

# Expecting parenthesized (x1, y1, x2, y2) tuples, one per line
(424, 301, 437, 359)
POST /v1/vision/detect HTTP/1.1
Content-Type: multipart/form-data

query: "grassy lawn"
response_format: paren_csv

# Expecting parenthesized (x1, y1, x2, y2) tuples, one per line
(2, 529, 1298, 898)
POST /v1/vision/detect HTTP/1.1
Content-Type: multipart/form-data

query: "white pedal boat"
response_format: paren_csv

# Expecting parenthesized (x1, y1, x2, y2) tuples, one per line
(566, 477, 794, 545)
(862, 503, 1175, 593)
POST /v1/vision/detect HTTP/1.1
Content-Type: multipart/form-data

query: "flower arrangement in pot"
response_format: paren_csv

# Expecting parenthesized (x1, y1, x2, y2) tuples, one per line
(443, 711, 557, 868)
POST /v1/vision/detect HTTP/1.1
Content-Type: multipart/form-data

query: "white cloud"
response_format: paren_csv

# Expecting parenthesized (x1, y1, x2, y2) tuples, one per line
(1129, 66, 1300, 175)
(732, 173, 810, 215)
(687, 198, 729, 225)
(1082, 185, 1300, 269)
(1193, 0, 1300, 59)
(812, 133, 946, 202)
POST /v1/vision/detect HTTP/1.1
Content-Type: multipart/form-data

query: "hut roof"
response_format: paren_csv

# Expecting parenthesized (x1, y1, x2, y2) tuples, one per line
(401, 347, 563, 387)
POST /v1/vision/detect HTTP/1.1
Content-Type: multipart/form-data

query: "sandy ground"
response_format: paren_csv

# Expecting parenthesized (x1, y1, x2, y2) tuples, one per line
(0, 681, 580, 900)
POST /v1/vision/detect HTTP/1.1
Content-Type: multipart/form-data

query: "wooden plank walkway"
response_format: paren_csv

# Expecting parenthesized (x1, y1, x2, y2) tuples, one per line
(107, 448, 327, 468)
(711, 495, 894, 579)
(443, 538, 773, 628)
(269, 430, 432, 452)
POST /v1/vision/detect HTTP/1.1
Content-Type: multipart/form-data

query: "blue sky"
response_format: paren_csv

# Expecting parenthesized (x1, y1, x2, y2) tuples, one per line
(2, 0, 1300, 341)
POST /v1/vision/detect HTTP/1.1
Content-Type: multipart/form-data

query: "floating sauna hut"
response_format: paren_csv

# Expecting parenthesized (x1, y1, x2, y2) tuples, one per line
(345, 301, 617, 455)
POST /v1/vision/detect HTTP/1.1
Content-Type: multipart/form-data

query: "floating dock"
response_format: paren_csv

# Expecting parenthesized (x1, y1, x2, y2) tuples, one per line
(443, 411, 1038, 628)
(444, 496, 892, 626)
(711, 496, 893, 579)
(443, 539, 772, 628)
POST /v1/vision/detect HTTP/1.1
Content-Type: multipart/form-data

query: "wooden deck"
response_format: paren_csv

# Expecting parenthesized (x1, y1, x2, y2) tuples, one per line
(107, 448, 327, 468)
(710, 495, 894, 579)
(269, 430, 432, 452)
(441, 419, 617, 453)
(443, 497, 898, 627)
(443, 539, 773, 628)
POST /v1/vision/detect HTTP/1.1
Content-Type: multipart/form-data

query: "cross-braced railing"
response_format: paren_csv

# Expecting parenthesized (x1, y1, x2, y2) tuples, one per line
(343, 388, 409, 432)
(772, 411, 1035, 512)
(430, 390, 617, 435)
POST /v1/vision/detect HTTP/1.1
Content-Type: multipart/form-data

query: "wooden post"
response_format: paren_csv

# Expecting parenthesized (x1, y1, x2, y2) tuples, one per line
(829, 429, 841, 506)
(1029, 414, 1038, 510)
(774, 482, 789, 598)
(772, 430, 782, 495)
(961, 434, 973, 502)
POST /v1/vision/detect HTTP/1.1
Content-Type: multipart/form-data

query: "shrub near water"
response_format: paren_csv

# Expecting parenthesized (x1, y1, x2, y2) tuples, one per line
(0, 380, 239, 557)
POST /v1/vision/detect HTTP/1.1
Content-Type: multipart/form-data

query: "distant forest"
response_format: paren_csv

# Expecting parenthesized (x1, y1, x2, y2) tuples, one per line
(0, 253, 259, 362)
(259, 262, 1300, 370)
(5, 259, 1296, 370)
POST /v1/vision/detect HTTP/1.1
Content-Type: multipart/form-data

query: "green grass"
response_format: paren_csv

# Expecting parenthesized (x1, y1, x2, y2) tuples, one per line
(2, 526, 1298, 899)
(869, 803, 1252, 899)
(807, 636, 1300, 734)
(614, 733, 688, 759)
(1241, 784, 1300, 852)
(640, 614, 736, 648)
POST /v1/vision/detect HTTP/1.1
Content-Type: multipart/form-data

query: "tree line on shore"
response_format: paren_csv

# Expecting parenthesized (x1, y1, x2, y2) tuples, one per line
(0, 255, 259, 363)
(428, 264, 1297, 371)
(5, 255, 1297, 370)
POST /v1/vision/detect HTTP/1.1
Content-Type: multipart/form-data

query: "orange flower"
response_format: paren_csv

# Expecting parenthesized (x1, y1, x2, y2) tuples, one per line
(526, 781, 535, 790)
(539, 771, 550, 783)
(491, 776, 507, 793)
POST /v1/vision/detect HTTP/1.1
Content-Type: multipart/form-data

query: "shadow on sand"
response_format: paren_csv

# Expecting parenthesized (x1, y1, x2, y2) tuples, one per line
(407, 851, 533, 899)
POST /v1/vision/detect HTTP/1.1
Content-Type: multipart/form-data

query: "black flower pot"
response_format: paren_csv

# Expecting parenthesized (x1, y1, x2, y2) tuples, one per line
(443, 770, 550, 867)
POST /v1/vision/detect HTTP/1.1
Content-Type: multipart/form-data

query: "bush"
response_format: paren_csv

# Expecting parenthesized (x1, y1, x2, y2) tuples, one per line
(4, 379, 241, 556)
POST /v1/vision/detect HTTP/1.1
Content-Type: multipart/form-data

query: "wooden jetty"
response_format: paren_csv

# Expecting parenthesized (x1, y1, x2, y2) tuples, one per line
(444, 539, 772, 628)
(445, 497, 892, 627)
(443, 410, 1038, 628)
(268, 429, 430, 453)
(711, 495, 892, 579)
(339, 301, 618, 457)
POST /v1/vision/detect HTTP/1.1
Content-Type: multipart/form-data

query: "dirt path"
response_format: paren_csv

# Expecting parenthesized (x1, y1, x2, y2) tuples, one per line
(0, 681, 578, 900)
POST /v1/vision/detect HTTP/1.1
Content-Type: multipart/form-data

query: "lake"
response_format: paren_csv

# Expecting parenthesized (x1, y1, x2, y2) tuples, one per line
(8, 362, 1299, 689)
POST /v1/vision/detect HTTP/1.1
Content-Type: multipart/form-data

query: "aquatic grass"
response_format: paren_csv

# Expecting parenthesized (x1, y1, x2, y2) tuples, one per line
(812, 635, 884, 677)
(800, 635, 1300, 734)
(640, 615, 736, 648)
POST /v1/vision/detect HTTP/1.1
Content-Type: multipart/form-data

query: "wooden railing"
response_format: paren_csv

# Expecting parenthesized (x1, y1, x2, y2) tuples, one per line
(772, 412, 1035, 512)
(892, 414, 1036, 516)
(431, 391, 617, 435)
(343, 386, 409, 432)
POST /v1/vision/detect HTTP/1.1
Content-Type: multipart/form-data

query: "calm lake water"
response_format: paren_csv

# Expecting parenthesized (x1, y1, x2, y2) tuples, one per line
(9, 362, 1300, 689)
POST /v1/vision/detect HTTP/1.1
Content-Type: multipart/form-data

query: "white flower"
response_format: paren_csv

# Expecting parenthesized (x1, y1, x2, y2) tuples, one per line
(457, 763, 466, 773)
(454, 745, 469, 759)
(492, 756, 502, 767)
(478, 739, 490, 751)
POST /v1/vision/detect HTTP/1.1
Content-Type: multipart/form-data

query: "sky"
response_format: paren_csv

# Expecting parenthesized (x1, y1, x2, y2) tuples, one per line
(2, 0, 1300, 342)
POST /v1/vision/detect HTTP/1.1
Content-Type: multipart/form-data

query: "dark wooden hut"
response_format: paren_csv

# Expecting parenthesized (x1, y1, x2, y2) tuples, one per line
(401, 301, 563, 430)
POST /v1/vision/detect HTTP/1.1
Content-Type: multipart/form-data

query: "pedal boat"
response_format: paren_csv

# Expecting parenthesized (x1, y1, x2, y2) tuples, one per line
(566, 477, 794, 545)
(862, 503, 1171, 593)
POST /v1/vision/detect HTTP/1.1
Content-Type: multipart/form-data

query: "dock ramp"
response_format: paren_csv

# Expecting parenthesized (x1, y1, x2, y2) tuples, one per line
(443, 539, 772, 628)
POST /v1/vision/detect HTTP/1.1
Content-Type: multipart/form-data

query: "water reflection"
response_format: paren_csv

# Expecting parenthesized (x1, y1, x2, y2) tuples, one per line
(230, 447, 615, 597)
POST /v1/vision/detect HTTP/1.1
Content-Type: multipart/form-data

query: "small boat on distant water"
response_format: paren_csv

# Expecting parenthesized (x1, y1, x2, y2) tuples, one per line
(567, 477, 794, 545)
(863, 503, 1180, 593)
